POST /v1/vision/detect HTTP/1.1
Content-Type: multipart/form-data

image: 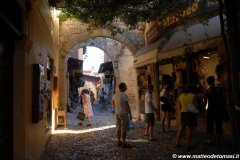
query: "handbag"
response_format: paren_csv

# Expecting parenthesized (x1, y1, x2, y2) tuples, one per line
(186, 103, 199, 113)
(160, 96, 168, 104)
(77, 112, 85, 120)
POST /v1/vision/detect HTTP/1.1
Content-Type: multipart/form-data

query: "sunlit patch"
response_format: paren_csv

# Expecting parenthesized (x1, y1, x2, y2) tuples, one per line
(109, 138, 149, 143)
(54, 9, 61, 16)
(52, 125, 116, 134)
(126, 139, 149, 143)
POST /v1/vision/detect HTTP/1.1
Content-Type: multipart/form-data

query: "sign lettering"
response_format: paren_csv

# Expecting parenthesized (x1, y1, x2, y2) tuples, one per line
(146, 3, 199, 43)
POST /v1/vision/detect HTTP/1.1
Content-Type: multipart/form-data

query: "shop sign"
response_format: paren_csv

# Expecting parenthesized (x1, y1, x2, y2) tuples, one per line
(146, 24, 162, 44)
(146, 3, 199, 43)
(162, 3, 198, 28)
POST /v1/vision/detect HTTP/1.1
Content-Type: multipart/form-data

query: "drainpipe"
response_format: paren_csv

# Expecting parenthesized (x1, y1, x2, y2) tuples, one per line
(134, 68, 140, 120)
(185, 47, 192, 84)
(152, 63, 160, 121)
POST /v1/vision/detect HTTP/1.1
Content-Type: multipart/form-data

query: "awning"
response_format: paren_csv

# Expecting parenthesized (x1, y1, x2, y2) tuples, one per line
(82, 74, 100, 83)
(133, 40, 162, 68)
(68, 58, 83, 68)
(158, 16, 222, 60)
(98, 61, 113, 73)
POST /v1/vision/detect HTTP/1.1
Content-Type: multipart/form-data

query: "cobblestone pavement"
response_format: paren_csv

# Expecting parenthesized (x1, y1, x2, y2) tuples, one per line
(40, 104, 234, 160)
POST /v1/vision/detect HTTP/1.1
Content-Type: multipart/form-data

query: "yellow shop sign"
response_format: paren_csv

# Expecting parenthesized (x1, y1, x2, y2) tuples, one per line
(162, 3, 199, 27)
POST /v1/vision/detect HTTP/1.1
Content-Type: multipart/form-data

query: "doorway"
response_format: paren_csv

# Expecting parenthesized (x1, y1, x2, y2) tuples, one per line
(0, 36, 14, 159)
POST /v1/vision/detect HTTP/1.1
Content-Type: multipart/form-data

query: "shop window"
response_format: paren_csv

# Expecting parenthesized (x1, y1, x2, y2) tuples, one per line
(32, 64, 44, 123)
(45, 58, 52, 129)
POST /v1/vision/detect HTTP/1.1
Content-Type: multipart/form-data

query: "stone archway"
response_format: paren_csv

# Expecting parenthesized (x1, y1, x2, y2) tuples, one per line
(58, 19, 143, 123)
(69, 37, 123, 61)
(68, 37, 137, 95)
(59, 19, 144, 57)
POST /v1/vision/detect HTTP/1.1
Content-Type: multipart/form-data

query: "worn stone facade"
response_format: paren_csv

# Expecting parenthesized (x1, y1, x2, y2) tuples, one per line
(118, 48, 138, 107)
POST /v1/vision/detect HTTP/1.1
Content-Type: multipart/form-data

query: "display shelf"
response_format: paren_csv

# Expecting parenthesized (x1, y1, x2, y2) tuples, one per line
(57, 110, 66, 127)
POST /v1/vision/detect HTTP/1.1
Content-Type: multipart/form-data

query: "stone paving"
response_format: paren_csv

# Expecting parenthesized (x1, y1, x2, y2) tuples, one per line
(40, 104, 234, 160)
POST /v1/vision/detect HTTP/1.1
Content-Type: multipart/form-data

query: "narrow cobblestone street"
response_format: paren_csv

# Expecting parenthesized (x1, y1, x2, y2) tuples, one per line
(40, 104, 233, 160)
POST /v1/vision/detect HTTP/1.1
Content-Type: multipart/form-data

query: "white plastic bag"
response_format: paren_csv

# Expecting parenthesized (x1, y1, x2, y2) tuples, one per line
(186, 103, 199, 113)
(127, 120, 135, 131)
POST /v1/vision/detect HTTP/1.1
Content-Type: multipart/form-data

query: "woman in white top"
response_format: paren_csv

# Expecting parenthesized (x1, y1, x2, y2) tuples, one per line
(144, 85, 157, 140)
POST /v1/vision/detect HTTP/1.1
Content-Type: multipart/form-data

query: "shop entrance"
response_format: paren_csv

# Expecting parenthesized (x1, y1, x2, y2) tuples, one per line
(0, 36, 14, 159)
(188, 49, 219, 86)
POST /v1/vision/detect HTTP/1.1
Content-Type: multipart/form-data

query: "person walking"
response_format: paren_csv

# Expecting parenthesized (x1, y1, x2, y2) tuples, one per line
(112, 82, 132, 148)
(89, 89, 95, 105)
(160, 84, 172, 132)
(205, 76, 225, 145)
(81, 89, 93, 127)
(99, 88, 107, 108)
(175, 84, 198, 150)
(144, 85, 157, 140)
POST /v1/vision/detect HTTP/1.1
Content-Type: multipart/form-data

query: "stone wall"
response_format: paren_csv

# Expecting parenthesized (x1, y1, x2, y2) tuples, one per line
(118, 48, 137, 107)
(59, 19, 145, 57)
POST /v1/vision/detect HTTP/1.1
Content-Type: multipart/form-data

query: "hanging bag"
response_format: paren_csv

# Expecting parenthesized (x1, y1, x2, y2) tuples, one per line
(186, 103, 199, 113)
(77, 112, 86, 120)
(127, 120, 135, 131)
(186, 96, 199, 113)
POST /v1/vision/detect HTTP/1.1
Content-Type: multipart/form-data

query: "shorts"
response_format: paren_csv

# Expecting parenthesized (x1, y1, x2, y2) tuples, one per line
(161, 104, 171, 112)
(116, 113, 128, 133)
(180, 112, 197, 127)
(146, 113, 154, 126)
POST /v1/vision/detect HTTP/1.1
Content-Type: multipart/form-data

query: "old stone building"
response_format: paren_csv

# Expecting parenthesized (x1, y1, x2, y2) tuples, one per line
(1, 0, 60, 159)
(134, 2, 231, 133)
(1, 0, 240, 159)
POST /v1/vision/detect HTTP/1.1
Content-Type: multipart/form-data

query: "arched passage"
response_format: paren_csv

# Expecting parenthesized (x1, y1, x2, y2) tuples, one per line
(69, 37, 123, 61)
(58, 21, 142, 127)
